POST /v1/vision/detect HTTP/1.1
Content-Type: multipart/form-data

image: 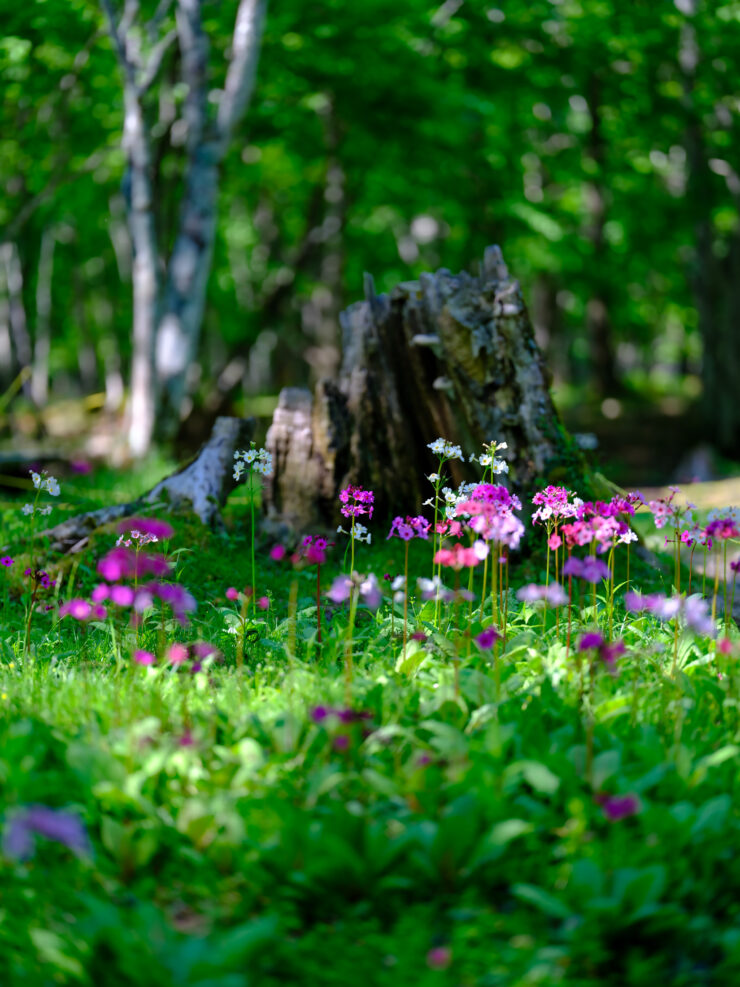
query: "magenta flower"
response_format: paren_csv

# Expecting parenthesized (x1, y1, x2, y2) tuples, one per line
(1, 556, 13, 567)
(475, 626, 501, 650)
(269, 544, 286, 562)
(426, 947, 452, 970)
(59, 598, 93, 621)
(118, 516, 174, 540)
(257, 595, 269, 610)
(387, 515, 430, 541)
(579, 631, 605, 651)
(91, 583, 109, 603)
(133, 649, 156, 666)
(597, 793, 641, 822)
(297, 535, 328, 565)
(339, 485, 374, 519)
(109, 584, 135, 607)
(225, 587, 239, 601)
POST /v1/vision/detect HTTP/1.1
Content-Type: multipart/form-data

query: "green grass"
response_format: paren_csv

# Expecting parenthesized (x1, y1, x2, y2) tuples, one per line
(0, 467, 739, 986)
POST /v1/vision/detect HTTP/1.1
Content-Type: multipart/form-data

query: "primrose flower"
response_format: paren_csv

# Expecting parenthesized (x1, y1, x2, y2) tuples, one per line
(427, 438, 463, 460)
(339, 485, 375, 519)
(562, 556, 611, 584)
(297, 535, 329, 565)
(417, 575, 454, 602)
(270, 544, 287, 561)
(30, 471, 60, 496)
(579, 633, 625, 670)
(233, 444, 273, 480)
(387, 515, 431, 541)
(597, 793, 641, 822)
(1, 556, 13, 567)
(434, 542, 487, 570)
(532, 486, 583, 524)
(118, 517, 174, 540)
(134, 649, 156, 666)
(475, 626, 501, 650)
(327, 572, 382, 610)
(4, 806, 90, 860)
(337, 521, 371, 544)
(516, 582, 568, 606)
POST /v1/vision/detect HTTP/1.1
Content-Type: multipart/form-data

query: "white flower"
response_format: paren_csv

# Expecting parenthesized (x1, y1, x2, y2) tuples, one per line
(22, 504, 34, 516)
(392, 575, 406, 591)
(38, 505, 52, 516)
(31, 471, 42, 489)
(427, 438, 463, 461)
(233, 462, 245, 481)
(473, 540, 489, 560)
(491, 459, 509, 475)
(427, 473, 440, 483)
(44, 476, 60, 496)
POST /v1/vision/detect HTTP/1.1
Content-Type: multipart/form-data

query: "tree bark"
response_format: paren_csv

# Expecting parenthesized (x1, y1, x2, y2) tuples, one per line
(32, 415, 255, 554)
(100, 0, 268, 453)
(264, 246, 580, 531)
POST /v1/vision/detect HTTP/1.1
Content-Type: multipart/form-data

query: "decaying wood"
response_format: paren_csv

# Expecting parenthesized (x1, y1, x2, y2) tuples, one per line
(36, 416, 254, 554)
(265, 246, 579, 530)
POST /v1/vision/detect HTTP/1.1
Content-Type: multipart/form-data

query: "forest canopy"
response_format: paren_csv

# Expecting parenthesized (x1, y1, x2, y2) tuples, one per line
(1, 0, 739, 455)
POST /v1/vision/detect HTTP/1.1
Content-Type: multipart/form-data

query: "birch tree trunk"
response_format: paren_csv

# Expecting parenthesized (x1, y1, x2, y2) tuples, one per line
(101, 0, 268, 454)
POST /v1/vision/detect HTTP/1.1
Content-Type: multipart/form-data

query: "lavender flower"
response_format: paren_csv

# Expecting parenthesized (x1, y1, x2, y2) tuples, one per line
(4, 806, 90, 860)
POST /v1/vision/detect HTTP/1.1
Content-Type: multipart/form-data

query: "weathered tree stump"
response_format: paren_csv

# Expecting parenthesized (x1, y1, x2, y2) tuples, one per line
(265, 246, 579, 531)
(35, 416, 254, 554)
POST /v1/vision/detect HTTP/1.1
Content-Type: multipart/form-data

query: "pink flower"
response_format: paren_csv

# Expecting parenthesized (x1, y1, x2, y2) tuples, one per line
(269, 545, 286, 561)
(225, 587, 239, 601)
(91, 583, 109, 603)
(548, 533, 562, 550)
(167, 642, 189, 665)
(257, 595, 269, 610)
(718, 637, 734, 655)
(426, 947, 452, 970)
(133, 649, 155, 666)
(339, 485, 374, 519)
(110, 584, 135, 607)
(1, 556, 13, 567)
(118, 517, 174, 540)
(59, 598, 93, 621)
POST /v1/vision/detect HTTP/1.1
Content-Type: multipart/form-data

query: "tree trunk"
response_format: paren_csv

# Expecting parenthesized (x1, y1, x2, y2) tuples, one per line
(101, 0, 268, 454)
(265, 246, 579, 531)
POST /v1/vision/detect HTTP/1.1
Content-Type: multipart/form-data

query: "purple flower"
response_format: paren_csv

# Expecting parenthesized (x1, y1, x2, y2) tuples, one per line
(311, 705, 332, 723)
(327, 576, 352, 604)
(598, 793, 641, 822)
(516, 582, 567, 606)
(387, 515, 430, 541)
(4, 806, 90, 860)
(579, 631, 605, 651)
(0, 556, 13, 567)
(475, 627, 501, 650)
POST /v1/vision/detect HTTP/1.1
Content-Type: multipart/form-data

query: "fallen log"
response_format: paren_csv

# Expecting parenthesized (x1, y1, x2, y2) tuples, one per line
(36, 416, 254, 554)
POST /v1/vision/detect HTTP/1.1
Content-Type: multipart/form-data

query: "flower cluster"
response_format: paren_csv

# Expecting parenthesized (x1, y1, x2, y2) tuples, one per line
(455, 484, 525, 550)
(516, 582, 568, 606)
(562, 556, 611, 584)
(339, 485, 374, 519)
(469, 440, 508, 474)
(625, 591, 716, 636)
(434, 541, 489, 570)
(579, 631, 626, 670)
(233, 445, 273, 480)
(21, 470, 60, 517)
(427, 438, 463, 460)
(531, 486, 583, 525)
(327, 572, 382, 609)
(387, 515, 431, 541)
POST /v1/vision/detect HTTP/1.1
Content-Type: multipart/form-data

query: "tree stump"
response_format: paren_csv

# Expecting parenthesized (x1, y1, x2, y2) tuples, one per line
(265, 246, 580, 531)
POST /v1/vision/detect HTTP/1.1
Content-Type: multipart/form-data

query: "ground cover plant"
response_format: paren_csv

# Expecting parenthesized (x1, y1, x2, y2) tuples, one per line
(1, 442, 740, 986)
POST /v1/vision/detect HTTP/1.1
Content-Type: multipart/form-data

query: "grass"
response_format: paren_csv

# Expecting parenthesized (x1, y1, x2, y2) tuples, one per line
(0, 459, 740, 986)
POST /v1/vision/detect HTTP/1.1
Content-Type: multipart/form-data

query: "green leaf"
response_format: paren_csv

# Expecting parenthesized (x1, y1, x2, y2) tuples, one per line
(512, 883, 573, 920)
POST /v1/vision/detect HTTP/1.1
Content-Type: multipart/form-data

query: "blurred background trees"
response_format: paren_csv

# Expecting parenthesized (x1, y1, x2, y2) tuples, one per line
(1, 0, 740, 474)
